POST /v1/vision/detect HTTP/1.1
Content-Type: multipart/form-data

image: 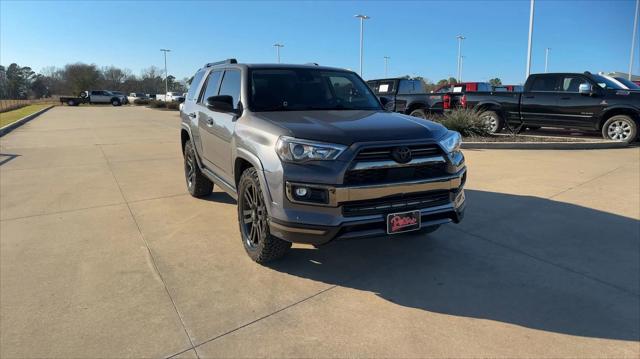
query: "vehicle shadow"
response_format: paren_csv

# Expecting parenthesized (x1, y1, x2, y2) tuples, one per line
(0, 153, 20, 166)
(268, 189, 640, 341)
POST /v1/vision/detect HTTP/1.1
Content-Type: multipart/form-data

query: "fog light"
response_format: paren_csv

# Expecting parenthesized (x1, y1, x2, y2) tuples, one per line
(295, 187, 309, 197)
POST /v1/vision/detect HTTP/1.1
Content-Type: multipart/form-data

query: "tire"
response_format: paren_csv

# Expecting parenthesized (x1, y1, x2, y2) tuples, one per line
(67, 99, 76, 106)
(480, 110, 503, 134)
(409, 108, 427, 119)
(183, 140, 213, 197)
(238, 167, 291, 263)
(601, 115, 638, 143)
(111, 98, 121, 106)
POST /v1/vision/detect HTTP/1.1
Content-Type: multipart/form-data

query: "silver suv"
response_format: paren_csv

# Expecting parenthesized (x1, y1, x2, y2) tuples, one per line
(180, 59, 466, 263)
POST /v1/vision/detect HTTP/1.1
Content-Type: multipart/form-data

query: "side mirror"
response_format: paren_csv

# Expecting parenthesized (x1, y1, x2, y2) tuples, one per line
(578, 83, 594, 96)
(206, 95, 235, 113)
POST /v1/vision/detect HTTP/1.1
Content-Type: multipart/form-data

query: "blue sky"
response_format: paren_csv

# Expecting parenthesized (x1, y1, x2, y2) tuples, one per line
(1, 0, 637, 85)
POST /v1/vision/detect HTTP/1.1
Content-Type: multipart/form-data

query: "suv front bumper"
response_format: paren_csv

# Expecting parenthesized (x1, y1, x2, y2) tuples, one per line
(268, 168, 466, 245)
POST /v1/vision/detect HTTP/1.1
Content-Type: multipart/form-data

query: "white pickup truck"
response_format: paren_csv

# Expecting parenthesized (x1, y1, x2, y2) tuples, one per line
(155, 92, 185, 102)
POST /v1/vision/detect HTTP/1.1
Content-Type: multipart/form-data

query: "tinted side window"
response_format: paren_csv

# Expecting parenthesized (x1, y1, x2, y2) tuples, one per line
(529, 76, 557, 91)
(559, 76, 588, 92)
(219, 70, 242, 109)
(398, 80, 425, 94)
(199, 70, 223, 104)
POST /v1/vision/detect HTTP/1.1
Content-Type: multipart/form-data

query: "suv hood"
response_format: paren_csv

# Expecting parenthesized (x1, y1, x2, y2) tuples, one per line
(253, 110, 448, 145)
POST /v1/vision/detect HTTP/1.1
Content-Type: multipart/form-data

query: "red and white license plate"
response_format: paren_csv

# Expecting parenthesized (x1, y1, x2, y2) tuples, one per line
(386, 210, 421, 234)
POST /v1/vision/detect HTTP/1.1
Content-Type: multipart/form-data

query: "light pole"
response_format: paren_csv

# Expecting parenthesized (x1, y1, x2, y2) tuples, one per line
(160, 49, 171, 95)
(384, 56, 390, 77)
(545, 47, 551, 73)
(629, 0, 639, 80)
(456, 35, 465, 82)
(460, 56, 465, 82)
(273, 43, 284, 63)
(355, 14, 370, 77)
(525, 0, 535, 80)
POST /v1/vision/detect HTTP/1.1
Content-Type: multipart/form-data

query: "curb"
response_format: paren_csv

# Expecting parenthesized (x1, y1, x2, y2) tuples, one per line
(0, 105, 54, 137)
(462, 140, 629, 150)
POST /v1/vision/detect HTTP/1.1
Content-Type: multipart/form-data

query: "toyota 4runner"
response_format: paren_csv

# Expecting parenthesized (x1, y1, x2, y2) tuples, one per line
(180, 59, 466, 263)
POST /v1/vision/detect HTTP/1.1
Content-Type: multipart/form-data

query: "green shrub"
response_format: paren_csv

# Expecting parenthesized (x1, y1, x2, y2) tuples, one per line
(165, 102, 180, 110)
(148, 99, 166, 108)
(133, 98, 150, 105)
(431, 109, 491, 137)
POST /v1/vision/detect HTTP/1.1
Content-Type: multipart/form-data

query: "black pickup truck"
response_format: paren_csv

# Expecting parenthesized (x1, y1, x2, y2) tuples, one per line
(367, 78, 444, 119)
(449, 72, 640, 142)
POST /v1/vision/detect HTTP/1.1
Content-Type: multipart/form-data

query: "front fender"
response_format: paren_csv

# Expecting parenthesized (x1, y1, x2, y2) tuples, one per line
(234, 148, 276, 216)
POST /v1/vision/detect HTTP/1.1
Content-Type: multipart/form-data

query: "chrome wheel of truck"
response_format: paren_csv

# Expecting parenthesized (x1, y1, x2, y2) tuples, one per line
(480, 110, 502, 133)
(603, 115, 637, 142)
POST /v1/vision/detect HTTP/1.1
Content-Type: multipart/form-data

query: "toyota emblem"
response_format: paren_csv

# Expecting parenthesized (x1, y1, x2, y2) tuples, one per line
(391, 146, 412, 164)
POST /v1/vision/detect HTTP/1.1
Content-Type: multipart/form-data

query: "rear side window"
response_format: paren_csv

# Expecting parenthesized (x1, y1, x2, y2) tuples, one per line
(398, 80, 425, 94)
(187, 71, 206, 101)
(529, 76, 557, 91)
(218, 70, 242, 109)
(198, 70, 223, 104)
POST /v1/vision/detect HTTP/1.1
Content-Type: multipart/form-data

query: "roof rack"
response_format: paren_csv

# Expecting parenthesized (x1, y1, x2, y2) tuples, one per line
(204, 59, 238, 68)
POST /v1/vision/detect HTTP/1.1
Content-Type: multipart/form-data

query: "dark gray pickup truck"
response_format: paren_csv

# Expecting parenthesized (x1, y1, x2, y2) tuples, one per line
(449, 72, 640, 142)
(367, 78, 445, 119)
(180, 60, 467, 263)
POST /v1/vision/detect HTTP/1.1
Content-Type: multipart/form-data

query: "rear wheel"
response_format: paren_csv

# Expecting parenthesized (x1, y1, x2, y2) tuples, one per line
(409, 108, 427, 119)
(67, 99, 76, 106)
(183, 140, 213, 197)
(480, 110, 503, 133)
(111, 98, 121, 106)
(238, 167, 291, 263)
(602, 115, 637, 143)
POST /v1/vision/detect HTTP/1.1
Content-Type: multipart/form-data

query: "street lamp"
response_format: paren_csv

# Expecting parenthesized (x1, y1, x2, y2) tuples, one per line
(384, 56, 390, 77)
(460, 56, 465, 82)
(273, 43, 284, 63)
(160, 49, 171, 95)
(354, 14, 370, 77)
(525, 0, 535, 80)
(456, 35, 465, 82)
(545, 47, 551, 73)
(629, 0, 639, 80)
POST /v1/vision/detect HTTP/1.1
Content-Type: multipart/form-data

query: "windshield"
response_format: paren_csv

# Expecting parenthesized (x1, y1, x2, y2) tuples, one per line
(590, 74, 624, 90)
(250, 68, 381, 111)
(614, 77, 640, 89)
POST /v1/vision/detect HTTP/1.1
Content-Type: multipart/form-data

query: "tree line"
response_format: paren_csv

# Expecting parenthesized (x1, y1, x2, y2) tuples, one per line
(0, 63, 188, 100)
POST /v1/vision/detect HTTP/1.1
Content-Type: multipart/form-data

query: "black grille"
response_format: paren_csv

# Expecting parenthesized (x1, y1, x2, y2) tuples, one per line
(342, 191, 451, 217)
(344, 163, 448, 185)
(355, 144, 442, 161)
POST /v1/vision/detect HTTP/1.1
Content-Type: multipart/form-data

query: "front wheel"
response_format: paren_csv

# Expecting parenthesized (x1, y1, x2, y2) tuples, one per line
(480, 110, 503, 134)
(238, 167, 291, 263)
(602, 115, 637, 143)
(111, 98, 121, 106)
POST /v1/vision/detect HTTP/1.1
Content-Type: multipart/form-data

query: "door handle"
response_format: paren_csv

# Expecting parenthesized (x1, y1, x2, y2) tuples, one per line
(206, 118, 214, 126)
(188, 112, 196, 119)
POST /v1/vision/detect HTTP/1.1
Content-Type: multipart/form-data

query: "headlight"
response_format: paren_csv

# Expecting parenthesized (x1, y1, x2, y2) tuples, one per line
(276, 136, 347, 162)
(439, 131, 462, 153)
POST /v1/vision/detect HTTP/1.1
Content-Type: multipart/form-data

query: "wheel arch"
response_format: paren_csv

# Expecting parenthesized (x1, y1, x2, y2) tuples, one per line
(405, 101, 428, 114)
(598, 106, 640, 130)
(234, 149, 273, 215)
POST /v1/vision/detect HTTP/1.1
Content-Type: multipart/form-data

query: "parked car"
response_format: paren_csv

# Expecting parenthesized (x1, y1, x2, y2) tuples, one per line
(609, 76, 640, 91)
(128, 92, 150, 103)
(60, 90, 125, 106)
(447, 72, 640, 142)
(366, 78, 445, 118)
(180, 59, 467, 263)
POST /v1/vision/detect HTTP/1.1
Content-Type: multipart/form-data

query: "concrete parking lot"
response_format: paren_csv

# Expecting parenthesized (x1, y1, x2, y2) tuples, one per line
(1, 106, 638, 358)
